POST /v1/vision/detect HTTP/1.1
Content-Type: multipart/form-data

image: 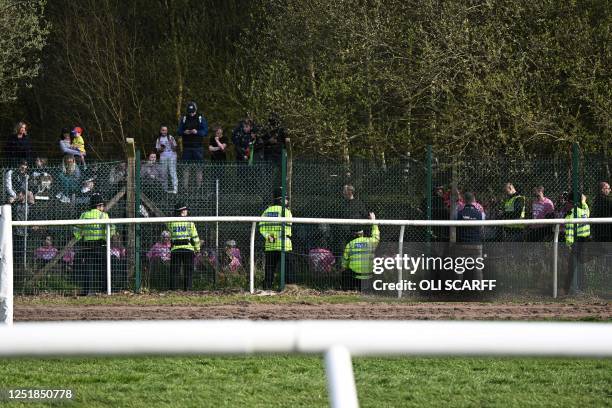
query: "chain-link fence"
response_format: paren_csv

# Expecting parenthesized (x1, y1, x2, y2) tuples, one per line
(3, 147, 611, 298)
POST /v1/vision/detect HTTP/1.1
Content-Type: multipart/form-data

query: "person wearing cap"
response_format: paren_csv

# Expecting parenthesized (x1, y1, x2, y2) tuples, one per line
(259, 188, 293, 290)
(59, 127, 83, 158)
(341, 212, 379, 291)
(73, 193, 115, 295)
(563, 191, 591, 295)
(167, 204, 201, 290)
(71, 127, 86, 154)
(177, 101, 208, 189)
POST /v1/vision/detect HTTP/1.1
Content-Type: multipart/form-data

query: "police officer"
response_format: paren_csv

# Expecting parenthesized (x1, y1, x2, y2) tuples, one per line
(259, 188, 292, 290)
(501, 182, 526, 241)
(563, 191, 591, 294)
(167, 203, 200, 291)
(73, 193, 115, 295)
(341, 212, 379, 291)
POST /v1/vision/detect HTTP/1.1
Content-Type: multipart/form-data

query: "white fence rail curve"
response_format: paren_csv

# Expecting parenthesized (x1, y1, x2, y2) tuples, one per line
(0, 320, 610, 408)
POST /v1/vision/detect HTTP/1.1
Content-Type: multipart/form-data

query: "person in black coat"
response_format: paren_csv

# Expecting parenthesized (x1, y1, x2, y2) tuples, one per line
(5, 122, 33, 166)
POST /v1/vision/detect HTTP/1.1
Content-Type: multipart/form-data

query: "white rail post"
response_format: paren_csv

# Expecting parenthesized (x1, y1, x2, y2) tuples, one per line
(553, 224, 560, 299)
(250, 222, 256, 294)
(0, 205, 13, 325)
(106, 224, 112, 295)
(325, 345, 359, 408)
(215, 179, 220, 273)
(397, 225, 405, 299)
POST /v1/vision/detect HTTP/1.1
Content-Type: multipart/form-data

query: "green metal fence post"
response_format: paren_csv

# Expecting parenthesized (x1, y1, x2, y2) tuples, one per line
(135, 149, 142, 293)
(571, 143, 579, 292)
(280, 148, 287, 291)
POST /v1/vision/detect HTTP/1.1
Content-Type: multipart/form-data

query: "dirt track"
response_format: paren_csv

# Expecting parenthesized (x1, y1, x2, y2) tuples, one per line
(15, 302, 612, 321)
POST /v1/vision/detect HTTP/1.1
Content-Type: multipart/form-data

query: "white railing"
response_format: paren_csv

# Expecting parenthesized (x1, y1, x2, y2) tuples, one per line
(0, 320, 610, 408)
(7, 205, 612, 299)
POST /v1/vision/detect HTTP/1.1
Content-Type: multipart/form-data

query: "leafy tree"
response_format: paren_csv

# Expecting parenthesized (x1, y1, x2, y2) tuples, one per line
(0, 0, 49, 104)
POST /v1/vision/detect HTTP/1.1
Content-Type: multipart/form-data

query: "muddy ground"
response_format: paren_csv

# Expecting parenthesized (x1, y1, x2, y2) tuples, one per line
(15, 301, 611, 321)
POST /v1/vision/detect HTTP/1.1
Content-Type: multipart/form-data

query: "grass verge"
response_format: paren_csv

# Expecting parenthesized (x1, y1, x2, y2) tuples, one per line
(0, 356, 609, 407)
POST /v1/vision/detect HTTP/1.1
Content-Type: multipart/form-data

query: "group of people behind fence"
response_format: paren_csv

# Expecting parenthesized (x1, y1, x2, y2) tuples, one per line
(423, 181, 612, 295)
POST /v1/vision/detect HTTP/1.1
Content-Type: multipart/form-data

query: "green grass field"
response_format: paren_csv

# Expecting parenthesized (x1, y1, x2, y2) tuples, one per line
(0, 356, 610, 407)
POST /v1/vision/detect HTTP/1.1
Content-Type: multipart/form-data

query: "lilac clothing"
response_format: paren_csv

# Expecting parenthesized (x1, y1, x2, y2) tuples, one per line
(59, 140, 82, 156)
(35, 246, 58, 261)
(309, 248, 336, 273)
(531, 197, 554, 228)
(147, 242, 171, 262)
(454, 201, 486, 220)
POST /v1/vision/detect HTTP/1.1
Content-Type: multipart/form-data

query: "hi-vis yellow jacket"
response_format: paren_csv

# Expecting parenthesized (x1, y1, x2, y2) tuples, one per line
(259, 205, 292, 251)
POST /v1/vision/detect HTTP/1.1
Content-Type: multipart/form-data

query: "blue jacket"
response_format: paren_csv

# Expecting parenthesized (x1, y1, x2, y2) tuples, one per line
(456, 204, 484, 243)
(177, 114, 208, 149)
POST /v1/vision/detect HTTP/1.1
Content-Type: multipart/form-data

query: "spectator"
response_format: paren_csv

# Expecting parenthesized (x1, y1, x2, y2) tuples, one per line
(455, 192, 485, 282)
(4, 121, 32, 166)
(208, 125, 228, 162)
(74, 177, 97, 210)
(146, 230, 172, 263)
(141, 152, 164, 193)
(31, 157, 53, 200)
(262, 112, 287, 163)
(500, 182, 526, 241)
(177, 101, 208, 189)
(146, 230, 172, 290)
(420, 185, 450, 242)
(12, 191, 35, 262)
(155, 125, 178, 194)
(592, 181, 612, 243)
(56, 155, 82, 202)
(34, 235, 58, 264)
(59, 127, 83, 158)
(222, 240, 242, 273)
(5, 159, 32, 204)
(308, 247, 335, 274)
(232, 118, 258, 164)
(442, 185, 466, 217)
(526, 186, 555, 242)
(108, 162, 127, 194)
(71, 127, 87, 167)
(109, 233, 127, 292)
(111, 234, 127, 269)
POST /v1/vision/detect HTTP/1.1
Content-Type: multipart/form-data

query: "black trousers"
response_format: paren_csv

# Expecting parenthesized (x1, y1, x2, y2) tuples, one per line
(264, 251, 294, 290)
(76, 241, 106, 294)
(341, 269, 361, 291)
(171, 249, 194, 291)
(565, 237, 589, 293)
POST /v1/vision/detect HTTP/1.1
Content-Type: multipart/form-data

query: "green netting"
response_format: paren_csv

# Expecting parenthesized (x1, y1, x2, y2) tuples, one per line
(3, 150, 611, 297)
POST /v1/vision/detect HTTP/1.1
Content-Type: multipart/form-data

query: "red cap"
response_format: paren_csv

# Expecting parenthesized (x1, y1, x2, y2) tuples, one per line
(72, 127, 83, 135)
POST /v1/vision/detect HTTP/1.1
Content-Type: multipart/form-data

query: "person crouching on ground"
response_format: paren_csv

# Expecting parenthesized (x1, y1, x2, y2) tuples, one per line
(341, 212, 379, 291)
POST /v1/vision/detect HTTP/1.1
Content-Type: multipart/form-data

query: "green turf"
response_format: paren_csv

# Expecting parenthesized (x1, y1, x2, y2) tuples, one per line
(14, 291, 368, 306)
(0, 356, 609, 407)
(14, 291, 605, 307)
